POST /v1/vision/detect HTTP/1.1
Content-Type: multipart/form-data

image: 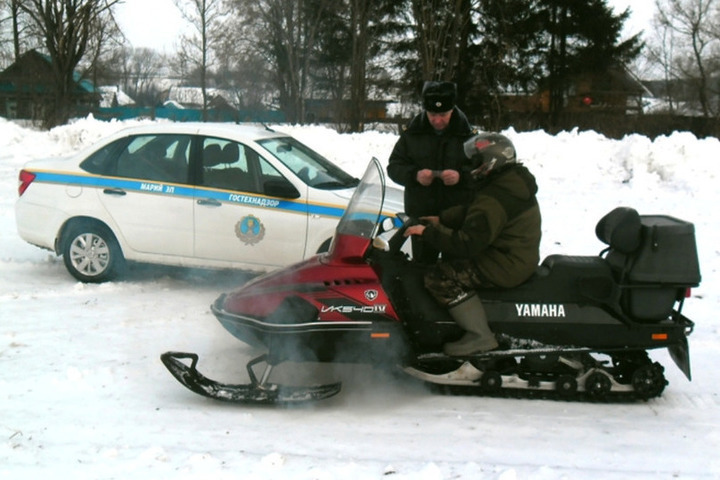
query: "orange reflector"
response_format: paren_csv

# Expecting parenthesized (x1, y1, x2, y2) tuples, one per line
(652, 333, 668, 341)
(371, 332, 390, 339)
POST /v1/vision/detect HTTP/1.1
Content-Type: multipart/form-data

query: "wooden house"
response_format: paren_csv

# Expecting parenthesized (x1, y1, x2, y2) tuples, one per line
(0, 49, 98, 121)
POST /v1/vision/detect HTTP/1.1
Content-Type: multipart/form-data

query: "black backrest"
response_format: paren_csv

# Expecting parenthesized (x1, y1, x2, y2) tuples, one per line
(203, 144, 223, 168)
(222, 142, 240, 164)
(595, 206, 641, 254)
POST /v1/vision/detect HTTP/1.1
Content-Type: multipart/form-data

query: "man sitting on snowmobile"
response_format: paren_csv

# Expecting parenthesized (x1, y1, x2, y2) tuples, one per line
(404, 132, 542, 356)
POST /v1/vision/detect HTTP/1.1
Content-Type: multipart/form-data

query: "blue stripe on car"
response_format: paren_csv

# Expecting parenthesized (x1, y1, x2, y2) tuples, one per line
(32, 171, 346, 218)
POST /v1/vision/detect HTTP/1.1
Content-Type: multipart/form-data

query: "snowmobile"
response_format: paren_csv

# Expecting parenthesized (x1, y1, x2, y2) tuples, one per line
(161, 158, 701, 404)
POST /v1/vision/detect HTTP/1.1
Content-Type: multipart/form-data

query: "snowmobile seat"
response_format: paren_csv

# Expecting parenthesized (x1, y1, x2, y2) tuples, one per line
(595, 207, 701, 322)
(481, 254, 616, 305)
(537, 255, 616, 303)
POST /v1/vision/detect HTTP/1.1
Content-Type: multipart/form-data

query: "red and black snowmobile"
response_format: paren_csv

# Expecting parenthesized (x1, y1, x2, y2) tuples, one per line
(161, 158, 701, 404)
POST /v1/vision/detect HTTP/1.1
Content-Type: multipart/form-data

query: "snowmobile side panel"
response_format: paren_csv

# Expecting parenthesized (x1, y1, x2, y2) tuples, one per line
(212, 296, 410, 364)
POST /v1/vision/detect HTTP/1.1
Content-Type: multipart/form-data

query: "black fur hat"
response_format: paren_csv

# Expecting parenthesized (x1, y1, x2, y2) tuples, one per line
(422, 81, 457, 113)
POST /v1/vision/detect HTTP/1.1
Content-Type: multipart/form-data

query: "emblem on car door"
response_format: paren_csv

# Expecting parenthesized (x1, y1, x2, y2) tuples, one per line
(364, 289, 378, 301)
(235, 215, 265, 245)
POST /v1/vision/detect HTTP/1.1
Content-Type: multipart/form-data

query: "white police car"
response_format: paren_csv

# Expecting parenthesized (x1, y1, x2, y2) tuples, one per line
(16, 122, 390, 282)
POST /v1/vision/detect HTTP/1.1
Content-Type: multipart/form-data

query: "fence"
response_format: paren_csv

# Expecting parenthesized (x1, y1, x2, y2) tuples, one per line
(90, 106, 286, 124)
(486, 111, 720, 139)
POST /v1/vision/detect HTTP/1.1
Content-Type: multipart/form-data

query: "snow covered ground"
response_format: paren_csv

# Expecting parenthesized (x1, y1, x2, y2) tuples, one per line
(1, 116, 719, 479)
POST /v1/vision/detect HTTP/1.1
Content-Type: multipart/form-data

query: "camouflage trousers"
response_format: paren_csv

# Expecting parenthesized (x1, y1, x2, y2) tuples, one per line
(423, 259, 496, 307)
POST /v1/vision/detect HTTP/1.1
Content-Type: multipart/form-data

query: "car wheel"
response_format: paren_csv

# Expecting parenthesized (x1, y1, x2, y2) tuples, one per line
(62, 221, 124, 283)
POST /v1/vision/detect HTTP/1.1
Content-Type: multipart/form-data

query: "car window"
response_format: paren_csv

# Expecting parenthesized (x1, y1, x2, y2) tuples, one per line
(201, 137, 290, 195)
(257, 137, 358, 189)
(258, 156, 283, 178)
(201, 138, 259, 192)
(115, 135, 190, 183)
(80, 139, 128, 175)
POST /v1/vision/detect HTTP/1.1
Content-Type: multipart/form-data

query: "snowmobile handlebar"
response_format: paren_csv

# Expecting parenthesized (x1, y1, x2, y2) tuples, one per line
(386, 213, 419, 255)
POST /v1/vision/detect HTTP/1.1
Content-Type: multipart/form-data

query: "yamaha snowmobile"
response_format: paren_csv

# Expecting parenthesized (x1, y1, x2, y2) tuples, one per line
(161, 158, 701, 404)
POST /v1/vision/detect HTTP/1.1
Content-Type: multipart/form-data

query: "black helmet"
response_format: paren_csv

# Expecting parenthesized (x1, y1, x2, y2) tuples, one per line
(463, 132, 516, 177)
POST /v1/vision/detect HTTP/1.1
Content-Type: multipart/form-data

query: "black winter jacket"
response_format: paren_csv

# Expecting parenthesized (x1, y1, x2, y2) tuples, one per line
(387, 107, 476, 217)
(422, 164, 542, 288)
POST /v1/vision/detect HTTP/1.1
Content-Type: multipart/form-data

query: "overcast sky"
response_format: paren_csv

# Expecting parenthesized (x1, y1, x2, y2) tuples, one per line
(608, 0, 656, 36)
(114, 0, 655, 52)
(114, 0, 189, 52)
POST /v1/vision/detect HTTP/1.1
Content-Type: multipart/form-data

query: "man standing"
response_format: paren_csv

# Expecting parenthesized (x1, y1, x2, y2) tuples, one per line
(387, 81, 476, 264)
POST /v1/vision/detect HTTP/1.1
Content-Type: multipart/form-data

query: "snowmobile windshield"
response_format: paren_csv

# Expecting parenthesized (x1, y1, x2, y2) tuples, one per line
(334, 157, 385, 239)
(257, 137, 359, 190)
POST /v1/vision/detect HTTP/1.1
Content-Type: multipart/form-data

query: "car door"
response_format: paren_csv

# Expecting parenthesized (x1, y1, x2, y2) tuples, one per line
(193, 137, 308, 267)
(92, 134, 194, 256)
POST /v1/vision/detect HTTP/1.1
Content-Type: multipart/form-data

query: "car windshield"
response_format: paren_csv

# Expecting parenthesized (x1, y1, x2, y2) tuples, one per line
(257, 137, 359, 189)
(334, 157, 385, 239)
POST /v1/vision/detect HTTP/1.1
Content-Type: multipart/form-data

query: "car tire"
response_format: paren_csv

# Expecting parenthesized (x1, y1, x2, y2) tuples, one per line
(61, 221, 125, 283)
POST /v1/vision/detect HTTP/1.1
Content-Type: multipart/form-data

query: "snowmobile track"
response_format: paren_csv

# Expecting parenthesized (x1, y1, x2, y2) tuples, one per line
(404, 348, 668, 403)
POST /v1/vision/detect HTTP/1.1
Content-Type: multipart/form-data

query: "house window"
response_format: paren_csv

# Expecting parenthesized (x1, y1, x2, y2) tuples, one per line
(5, 100, 17, 119)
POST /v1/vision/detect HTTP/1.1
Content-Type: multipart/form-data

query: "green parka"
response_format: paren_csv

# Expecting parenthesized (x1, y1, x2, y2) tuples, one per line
(422, 163, 542, 288)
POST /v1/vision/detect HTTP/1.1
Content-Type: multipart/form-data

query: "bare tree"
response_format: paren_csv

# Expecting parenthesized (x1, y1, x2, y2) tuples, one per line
(231, 0, 335, 124)
(654, 0, 720, 117)
(5, 0, 21, 60)
(0, 1, 10, 65)
(84, 6, 123, 92)
(344, 0, 404, 132)
(175, 0, 226, 121)
(346, 0, 370, 131)
(645, 17, 681, 113)
(410, 0, 474, 81)
(110, 46, 166, 105)
(19, 0, 119, 127)
(1, 0, 38, 65)
(211, 22, 271, 112)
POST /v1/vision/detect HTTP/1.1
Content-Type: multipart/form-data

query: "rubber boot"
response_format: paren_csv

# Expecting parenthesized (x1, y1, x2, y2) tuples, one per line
(443, 295, 498, 356)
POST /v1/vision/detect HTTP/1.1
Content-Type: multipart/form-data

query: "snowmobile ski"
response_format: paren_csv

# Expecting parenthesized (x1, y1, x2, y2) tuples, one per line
(160, 351, 342, 404)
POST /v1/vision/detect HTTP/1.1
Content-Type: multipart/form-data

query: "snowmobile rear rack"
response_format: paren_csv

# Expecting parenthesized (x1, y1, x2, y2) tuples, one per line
(160, 351, 342, 404)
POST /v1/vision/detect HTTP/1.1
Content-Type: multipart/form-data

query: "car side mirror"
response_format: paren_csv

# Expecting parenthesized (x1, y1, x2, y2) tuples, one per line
(264, 178, 301, 199)
(380, 216, 396, 233)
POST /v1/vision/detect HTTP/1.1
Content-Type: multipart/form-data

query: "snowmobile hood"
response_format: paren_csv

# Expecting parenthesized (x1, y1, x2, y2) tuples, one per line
(217, 250, 383, 321)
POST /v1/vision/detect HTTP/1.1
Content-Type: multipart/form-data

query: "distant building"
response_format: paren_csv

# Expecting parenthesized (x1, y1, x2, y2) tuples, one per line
(304, 99, 392, 123)
(161, 85, 238, 110)
(98, 85, 136, 108)
(500, 67, 651, 115)
(642, 78, 720, 116)
(0, 49, 99, 121)
(150, 85, 283, 123)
